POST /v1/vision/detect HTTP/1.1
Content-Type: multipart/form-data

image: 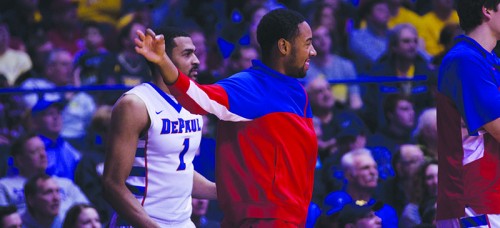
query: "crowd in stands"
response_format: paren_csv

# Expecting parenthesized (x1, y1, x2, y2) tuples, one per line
(0, 0, 473, 227)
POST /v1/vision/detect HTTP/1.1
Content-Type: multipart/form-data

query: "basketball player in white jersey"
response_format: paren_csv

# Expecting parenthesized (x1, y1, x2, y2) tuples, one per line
(103, 27, 217, 228)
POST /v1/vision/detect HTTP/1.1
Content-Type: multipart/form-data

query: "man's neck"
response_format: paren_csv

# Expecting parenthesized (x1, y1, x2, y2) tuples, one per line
(468, 25, 499, 52)
(346, 186, 372, 202)
(316, 110, 333, 124)
(152, 76, 171, 94)
(367, 22, 387, 37)
(395, 58, 413, 76)
(33, 213, 56, 228)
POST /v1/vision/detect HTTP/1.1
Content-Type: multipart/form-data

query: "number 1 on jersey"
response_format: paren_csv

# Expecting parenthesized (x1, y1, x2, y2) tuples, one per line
(177, 138, 189, 170)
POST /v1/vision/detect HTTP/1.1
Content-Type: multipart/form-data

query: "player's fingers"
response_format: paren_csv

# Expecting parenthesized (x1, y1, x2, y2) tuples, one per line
(136, 30, 145, 40)
(156, 34, 164, 41)
(134, 46, 143, 54)
(134, 38, 144, 48)
(146, 28, 156, 38)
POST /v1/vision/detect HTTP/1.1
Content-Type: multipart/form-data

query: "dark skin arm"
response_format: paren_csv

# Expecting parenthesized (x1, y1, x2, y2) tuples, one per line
(102, 94, 160, 228)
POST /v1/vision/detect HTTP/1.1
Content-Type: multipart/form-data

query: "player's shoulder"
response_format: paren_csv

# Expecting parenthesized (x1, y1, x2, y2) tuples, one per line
(112, 93, 147, 116)
(442, 44, 485, 68)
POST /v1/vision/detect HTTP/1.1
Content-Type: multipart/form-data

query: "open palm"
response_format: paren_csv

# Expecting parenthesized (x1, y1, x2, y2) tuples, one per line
(135, 29, 167, 64)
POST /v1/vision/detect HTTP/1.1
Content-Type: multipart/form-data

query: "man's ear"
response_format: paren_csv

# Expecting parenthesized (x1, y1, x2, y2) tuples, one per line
(483, 6, 493, 20)
(277, 38, 290, 55)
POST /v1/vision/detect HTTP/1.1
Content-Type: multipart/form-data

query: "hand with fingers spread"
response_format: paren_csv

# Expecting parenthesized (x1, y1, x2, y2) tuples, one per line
(135, 29, 167, 64)
(134, 28, 179, 84)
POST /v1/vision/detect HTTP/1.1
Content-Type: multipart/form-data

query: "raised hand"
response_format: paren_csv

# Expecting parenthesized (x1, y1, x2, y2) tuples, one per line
(135, 28, 168, 64)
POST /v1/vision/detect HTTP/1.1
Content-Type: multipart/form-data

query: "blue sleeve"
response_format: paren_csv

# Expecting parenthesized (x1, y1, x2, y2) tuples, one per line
(441, 53, 500, 135)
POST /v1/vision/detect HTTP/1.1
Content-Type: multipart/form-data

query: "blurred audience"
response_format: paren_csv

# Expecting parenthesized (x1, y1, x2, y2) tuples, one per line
(0, 133, 88, 219)
(377, 144, 425, 216)
(0, 23, 33, 87)
(400, 159, 438, 227)
(28, 99, 82, 180)
(74, 105, 114, 225)
(63, 203, 101, 228)
(418, 0, 459, 56)
(191, 198, 219, 228)
(413, 108, 438, 159)
(367, 94, 416, 155)
(21, 174, 62, 228)
(349, 0, 391, 75)
(323, 148, 398, 227)
(364, 24, 436, 133)
(0, 205, 22, 228)
(306, 25, 362, 110)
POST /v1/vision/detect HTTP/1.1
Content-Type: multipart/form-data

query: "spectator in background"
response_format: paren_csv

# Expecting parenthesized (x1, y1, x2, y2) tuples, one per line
(21, 174, 62, 228)
(323, 148, 398, 227)
(21, 31, 54, 86)
(419, 0, 459, 56)
(400, 159, 438, 227)
(20, 48, 73, 108)
(0, 133, 88, 219)
(21, 47, 97, 150)
(63, 203, 101, 228)
(306, 76, 338, 161)
(73, 21, 109, 87)
(244, 4, 269, 51)
(316, 194, 383, 227)
(191, 198, 219, 228)
(1, 0, 43, 48)
(0, 23, 33, 86)
(377, 144, 425, 216)
(225, 45, 259, 77)
(364, 23, 436, 132)
(309, 2, 351, 57)
(97, 19, 151, 105)
(0, 205, 22, 228)
(321, 113, 369, 194)
(45, 0, 82, 56)
(305, 24, 362, 110)
(431, 23, 463, 68)
(74, 105, 114, 225)
(413, 108, 438, 159)
(188, 28, 209, 75)
(387, 0, 422, 29)
(367, 94, 416, 155)
(0, 73, 26, 149)
(349, 0, 390, 75)
(28, 99, 81, 180)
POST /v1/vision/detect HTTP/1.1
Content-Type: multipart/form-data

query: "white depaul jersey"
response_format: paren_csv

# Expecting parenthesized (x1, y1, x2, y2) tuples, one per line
(116, 82, 203, 227)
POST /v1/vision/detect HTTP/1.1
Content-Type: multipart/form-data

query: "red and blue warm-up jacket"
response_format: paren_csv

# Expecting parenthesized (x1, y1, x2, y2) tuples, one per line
(168, 60, 318, 225)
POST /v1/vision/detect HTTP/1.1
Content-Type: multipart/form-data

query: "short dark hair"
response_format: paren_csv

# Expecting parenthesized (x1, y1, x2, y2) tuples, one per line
(256, 8, 305, 57)
(24, 173, 52, 215)
(63, 204, 98, 228)
(457, 0, 500, 33)
(383, 93, 412, 123)
(0, 205, 18, 223)
(10, 132, 39, 158)
(147, 27, 191, 74)
(156, 27, 191, 56)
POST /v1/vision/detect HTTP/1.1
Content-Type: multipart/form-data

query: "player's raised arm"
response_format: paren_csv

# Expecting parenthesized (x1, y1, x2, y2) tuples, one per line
(135, 28, 179, 84)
